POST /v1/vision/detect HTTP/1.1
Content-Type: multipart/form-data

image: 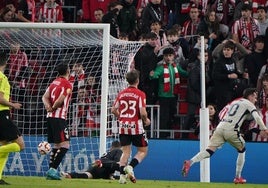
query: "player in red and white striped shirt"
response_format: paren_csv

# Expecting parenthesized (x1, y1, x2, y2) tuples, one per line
(42, 63, 72, 180)
(111, 69, 150, 184)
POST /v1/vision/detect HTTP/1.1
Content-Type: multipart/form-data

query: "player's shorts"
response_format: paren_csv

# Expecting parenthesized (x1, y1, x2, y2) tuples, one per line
(119, 132, 148, 147)
(0, 110, 21, 141)
(47, 117, 70, 144)
(209, 128, 245, 150)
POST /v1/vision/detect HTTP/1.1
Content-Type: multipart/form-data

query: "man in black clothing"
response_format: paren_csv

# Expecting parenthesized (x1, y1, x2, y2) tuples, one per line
(60, 140, 122, 179)
(134, 32, 159, 105)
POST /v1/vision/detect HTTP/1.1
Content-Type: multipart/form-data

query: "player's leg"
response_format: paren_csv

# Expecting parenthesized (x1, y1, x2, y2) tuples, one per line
(229, 133, 246, 184)
(118, 134, 131, 184)
(46, 118, 70, 180)
(61, 171, 93, 179)
(182, 129, 224, 177)
(125, 133, 148, 183)
(0, 113, 24, 184)
(0, 112, 24, 153)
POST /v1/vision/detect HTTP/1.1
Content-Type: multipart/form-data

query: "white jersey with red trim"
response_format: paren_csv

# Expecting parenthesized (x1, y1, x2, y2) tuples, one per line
(46, 77, 72, 120)
(113, 86, 146, 135)
(217, 98, 257, 131)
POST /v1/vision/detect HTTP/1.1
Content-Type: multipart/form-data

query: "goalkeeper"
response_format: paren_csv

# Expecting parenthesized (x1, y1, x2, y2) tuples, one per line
(60, 140, 122, 179)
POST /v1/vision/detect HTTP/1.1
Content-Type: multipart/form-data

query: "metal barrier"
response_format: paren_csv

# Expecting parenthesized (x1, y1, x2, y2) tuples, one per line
(146, 105, 160, 138)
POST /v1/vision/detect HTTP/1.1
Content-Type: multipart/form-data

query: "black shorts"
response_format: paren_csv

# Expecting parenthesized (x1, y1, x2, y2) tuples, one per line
(0, 110, 21, 141)
(47, 117, 70, 144)
(89, 167, 111, 179)
(119, 132, 148, 147)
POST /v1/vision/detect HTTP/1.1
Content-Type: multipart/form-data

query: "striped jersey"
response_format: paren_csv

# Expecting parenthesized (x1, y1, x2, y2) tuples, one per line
(38, 2, 63, 23)
(45, 77, 72, 120)
(113, 86, 146, 135)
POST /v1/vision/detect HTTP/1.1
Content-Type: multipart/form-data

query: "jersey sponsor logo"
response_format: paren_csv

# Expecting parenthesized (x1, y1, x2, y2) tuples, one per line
(120, 123, 136, 129)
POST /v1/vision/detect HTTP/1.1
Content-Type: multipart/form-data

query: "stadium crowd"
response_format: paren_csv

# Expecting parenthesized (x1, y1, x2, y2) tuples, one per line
(0, 0, 268, 141)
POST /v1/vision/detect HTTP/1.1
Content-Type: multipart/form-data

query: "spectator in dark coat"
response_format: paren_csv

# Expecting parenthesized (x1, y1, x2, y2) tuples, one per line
(184, 50, 209, 131)
(102, 1, 123, 38)
(141, 0, 163, 34)
(212, 41, 248, 111)
(134, 32, 159, 105)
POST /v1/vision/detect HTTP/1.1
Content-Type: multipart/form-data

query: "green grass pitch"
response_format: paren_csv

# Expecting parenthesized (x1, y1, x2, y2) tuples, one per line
(2, 176, 268, 188)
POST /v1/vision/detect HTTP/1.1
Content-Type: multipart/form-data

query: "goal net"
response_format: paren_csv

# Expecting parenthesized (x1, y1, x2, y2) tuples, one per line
(0, 23, 143, 176)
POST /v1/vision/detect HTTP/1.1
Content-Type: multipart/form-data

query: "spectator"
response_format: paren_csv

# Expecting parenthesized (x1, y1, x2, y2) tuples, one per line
(0, 7, 13, 22)
(193, 103, 219, 139)
(80, 0, 109, 23)
(17, 0, 36, 22)
(8, 43, 29, 122)
(265, 27, 268, 59)
(166, 0, 200, 28)
(93, 8, 104, 23)
(117, 0, 137, 41)
(85, 75, 99, 103)
(4, 0, 19, 22)
(233, 0, 253, 21)
(163, 29, 186, 67)
(209, 0, 236, 27)
(71, 86, 92, 137)
(136, 7, 144, 39)
(102, 1, 123, 38)
(150, 47, 188, 138)
(134, 32, 159, 105)
(38, 0, 63, 23)
(197, 10, 228, 52)
(212, 39, 249, 74)
(212, 40, 248, 111)
(141, 0, 163, 34)
(244, 35, 266, 88)
(232, 3, 260, 52)
(181, 3, 201, 51)
(184, 50, 209, 132)
(170, 24, 190, 59)
(251, 96, 268, 142)
(257, 73, 268, 108)
(150, 20, 168, 48)
(256, 6, 268, 35)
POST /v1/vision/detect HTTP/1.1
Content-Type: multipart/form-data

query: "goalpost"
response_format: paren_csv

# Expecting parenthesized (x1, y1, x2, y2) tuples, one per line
(0, 22, 143, 176)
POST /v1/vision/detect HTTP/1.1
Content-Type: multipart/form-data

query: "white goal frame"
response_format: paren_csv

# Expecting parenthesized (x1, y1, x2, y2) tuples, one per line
(0, 22, 110, 157)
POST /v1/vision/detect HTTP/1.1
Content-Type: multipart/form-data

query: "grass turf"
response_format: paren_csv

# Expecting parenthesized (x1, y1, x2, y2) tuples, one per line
(2, 176, 268, 188)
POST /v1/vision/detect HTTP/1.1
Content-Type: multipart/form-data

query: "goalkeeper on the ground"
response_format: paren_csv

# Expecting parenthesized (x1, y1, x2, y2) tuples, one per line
(60, 140, 122, 179)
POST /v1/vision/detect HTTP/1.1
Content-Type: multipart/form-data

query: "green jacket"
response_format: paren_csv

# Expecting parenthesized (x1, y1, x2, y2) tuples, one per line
(150, 63, 188, 97)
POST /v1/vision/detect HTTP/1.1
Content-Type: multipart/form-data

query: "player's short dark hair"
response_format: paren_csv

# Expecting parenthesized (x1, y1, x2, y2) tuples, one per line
(0, 51, 7, 66)
(56, 63, 69, 76)
(243, 88, 257, 98)
(125, 69, 139, 85)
